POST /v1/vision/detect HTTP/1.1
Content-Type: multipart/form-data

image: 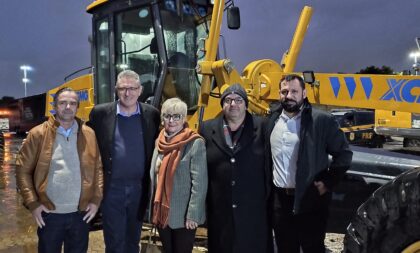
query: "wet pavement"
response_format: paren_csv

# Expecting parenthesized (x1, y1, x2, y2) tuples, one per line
(0, 137, 37, 253)
(0, 136, 343, 252)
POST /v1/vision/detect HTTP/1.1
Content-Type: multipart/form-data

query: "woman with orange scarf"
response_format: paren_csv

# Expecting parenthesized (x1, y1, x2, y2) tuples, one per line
(150, 98, 208, 253)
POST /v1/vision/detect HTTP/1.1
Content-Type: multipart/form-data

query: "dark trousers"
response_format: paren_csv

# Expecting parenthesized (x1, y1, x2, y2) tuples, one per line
(158, 226, 196, 253)
(37, 211, 89, 253)
(102, 182, 143, 253)
(271, 187, 328, 253)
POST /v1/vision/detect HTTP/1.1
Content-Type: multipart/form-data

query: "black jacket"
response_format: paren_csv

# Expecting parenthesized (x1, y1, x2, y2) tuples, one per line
(200, 112, 270, 253)
(266, 100, 353, 214)
(87, 101, 160, 217)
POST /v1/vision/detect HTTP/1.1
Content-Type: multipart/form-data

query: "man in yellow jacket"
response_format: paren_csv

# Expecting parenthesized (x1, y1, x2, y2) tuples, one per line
(16, 87, 103, 253)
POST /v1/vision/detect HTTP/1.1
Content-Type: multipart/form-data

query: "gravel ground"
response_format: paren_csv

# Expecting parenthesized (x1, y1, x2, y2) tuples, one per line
(325, 233, 345, 253)
(153, 228, 346, 253)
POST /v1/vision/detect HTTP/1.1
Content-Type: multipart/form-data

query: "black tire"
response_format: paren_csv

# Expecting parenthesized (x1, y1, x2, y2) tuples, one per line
(343, 167, 420, 253)
(403, 138, 420, 148)
(369, 135, 385, 148)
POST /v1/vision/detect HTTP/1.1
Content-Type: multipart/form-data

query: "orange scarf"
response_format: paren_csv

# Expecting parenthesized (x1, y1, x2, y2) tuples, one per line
(152, 126, 202, 228)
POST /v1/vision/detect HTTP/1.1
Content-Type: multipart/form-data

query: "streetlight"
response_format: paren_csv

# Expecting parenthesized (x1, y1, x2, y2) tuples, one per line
(409, 51, 420, 75)
(20, 65, 32, 97)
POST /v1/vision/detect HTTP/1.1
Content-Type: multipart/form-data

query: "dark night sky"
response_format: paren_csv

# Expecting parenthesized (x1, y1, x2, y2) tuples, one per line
(1, 0, 419, 98)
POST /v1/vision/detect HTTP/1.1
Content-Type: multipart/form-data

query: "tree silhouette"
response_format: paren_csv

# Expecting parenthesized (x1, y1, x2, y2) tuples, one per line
(356, 65, 394, 74)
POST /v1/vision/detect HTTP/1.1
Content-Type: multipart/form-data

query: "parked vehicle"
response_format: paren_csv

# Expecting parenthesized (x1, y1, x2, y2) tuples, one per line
(331, 109, 386, 148)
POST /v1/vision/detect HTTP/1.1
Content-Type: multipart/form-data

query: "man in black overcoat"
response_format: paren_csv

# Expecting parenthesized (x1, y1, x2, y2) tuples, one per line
(200, 84, 271, 253)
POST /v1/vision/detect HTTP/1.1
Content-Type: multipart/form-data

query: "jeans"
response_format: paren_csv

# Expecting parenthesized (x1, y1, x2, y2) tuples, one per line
(37, 211, 89, 253)
(102, 182, 143, 253)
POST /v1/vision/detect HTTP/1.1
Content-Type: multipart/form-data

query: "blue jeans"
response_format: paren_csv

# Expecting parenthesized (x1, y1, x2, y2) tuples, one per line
(37, 211, 89, 253)
(102, 182, 143, 253)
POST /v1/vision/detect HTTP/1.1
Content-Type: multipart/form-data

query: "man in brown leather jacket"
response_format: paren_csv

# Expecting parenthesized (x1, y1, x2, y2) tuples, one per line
(16, 87, 103, 253)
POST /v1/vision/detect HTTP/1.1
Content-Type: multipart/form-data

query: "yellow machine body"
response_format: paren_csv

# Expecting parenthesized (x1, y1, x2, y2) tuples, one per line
(45, 74, 94, 121)
(46, 1, 420, 131)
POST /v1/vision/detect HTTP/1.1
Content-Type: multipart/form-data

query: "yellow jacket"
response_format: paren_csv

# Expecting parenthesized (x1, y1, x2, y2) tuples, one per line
(16, 116, 103, 211)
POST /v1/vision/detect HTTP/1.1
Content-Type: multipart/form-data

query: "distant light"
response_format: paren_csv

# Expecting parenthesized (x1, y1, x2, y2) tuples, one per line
(3, 132, 13, 138)
(0, 110, 11, 116)
(99, 22, 108, 31)
(138, 8, 149, 18)
(409, 51, 420, 58)
(165, 0, 176, 12)
(198, 7, 207, 16)
(20, 65, 32, 71)
(409, 51, 420, 75)
(119, 64, 129, 69)
(19, 65, 32, 97)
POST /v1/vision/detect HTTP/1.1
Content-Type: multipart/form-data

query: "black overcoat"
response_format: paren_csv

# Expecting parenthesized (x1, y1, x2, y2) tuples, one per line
(200, 112, 270, 253)
(87, 101, 160, 218)
(266, 100, 353, 214)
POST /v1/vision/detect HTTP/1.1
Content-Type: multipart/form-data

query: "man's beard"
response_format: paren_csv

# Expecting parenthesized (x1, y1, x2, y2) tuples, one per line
(281, 98, 304, 113)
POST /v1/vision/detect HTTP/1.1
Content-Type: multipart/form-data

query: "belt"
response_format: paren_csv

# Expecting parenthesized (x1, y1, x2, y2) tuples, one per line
(274, 186, 295, 196)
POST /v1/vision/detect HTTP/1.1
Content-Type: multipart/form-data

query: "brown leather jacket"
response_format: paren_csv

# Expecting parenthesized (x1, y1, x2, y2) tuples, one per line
(16, 116, 103, 212)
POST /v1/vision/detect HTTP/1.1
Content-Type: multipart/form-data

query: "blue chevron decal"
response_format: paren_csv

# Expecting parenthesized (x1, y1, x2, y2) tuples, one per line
(329, 77, 340, 98)
(344, 77, 356, 98)
(327, 77, 419, 103)
(360, 77, 373, 99)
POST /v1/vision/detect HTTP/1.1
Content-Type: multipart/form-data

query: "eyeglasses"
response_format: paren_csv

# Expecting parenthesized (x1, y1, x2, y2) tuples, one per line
(116, 87, 140, 93)
(224, 97, 244, 105)
(162, 114, 183, 121)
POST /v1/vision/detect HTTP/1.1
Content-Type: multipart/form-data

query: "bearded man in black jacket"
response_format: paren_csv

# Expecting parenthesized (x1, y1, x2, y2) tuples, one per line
(267, 74, 353, 253)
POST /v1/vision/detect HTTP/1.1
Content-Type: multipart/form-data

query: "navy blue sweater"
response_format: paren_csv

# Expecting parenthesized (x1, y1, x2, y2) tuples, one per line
(111, 114, 145, 182)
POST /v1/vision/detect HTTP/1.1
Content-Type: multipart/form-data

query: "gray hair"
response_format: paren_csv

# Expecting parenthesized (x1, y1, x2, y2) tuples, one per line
(161, 98, 187, 118)
(116, 70, 141, 87)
